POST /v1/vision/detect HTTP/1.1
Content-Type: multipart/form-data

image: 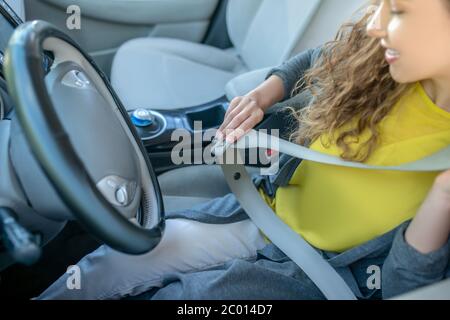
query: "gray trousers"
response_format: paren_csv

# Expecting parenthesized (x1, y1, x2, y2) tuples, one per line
(149, 196, 450, 300)
(38, 193, 450, 300)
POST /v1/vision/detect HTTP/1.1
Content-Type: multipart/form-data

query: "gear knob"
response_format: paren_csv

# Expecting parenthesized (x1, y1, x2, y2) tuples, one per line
(131, 108, 156, 127)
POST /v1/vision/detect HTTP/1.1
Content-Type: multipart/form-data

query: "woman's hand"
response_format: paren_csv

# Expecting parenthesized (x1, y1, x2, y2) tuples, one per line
(216, 94, 265, 144)
(215, 75, 285, 144)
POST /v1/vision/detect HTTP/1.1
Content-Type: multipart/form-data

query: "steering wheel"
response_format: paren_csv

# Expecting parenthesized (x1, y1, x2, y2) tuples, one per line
(4, 21, 165, 254)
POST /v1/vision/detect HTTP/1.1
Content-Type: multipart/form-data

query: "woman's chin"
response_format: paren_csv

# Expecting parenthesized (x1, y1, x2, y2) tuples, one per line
(389, 66, 414, 84)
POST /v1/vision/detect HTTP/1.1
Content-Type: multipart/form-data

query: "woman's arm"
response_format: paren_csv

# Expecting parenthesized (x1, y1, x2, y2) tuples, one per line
(382, 171, 450, 299)
(266, 47, 321, 101)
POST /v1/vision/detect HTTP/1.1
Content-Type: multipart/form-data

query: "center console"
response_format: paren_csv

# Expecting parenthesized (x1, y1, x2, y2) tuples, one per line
(128, 97, 228, 174)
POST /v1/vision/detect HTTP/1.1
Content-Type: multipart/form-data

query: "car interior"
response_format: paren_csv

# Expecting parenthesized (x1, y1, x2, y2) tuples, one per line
(0, 0, 448, 300)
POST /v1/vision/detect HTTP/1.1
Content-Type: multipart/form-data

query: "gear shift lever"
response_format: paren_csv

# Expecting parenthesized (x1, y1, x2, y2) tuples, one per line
(131, 108, 157, 127)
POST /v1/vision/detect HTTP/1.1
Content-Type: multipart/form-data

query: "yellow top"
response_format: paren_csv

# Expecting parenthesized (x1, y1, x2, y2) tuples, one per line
(261, 82, 450, 252)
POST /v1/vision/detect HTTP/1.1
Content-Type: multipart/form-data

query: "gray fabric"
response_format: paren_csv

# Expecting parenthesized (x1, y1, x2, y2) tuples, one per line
(158, 165, 260, 212)
(225, 0, 262, 54)
(382, 223, 450, 299)
(162, 171, 272, 225)
(165, 193, 250, 225)
(41, 0, 219, 25)
(225, 67, 274, 101)
(290, 0, 364, 54)
(159, 165, 232, 199)
(150, 244, 326, 300)
(266, 46, 322, 101)
(162, 195, 212, 213)
(227, 0, 322, 70)
(111, 38, 243, 110)
(129, 195, 449, 300)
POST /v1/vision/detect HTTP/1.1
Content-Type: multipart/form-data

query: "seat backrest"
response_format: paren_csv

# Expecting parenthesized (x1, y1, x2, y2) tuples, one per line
(5, 0, 25, 21)
(226, 0, 322, 70)
(291, 0, 365, 55)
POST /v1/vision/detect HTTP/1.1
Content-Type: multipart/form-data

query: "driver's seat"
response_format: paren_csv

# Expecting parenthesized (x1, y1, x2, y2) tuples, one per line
(159, 165, 261, 213)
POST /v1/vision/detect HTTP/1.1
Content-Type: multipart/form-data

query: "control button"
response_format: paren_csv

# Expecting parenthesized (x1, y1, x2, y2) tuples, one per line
(131, 108, 156, 127)
(106, 179, 118, 189)
(115, 186, 129, 206)
(61, 70, 90, 89)
(97, 175, 138, 207)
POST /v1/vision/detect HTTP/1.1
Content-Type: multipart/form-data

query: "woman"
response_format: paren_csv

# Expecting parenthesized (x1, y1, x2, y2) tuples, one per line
(39, 0, 450, 300)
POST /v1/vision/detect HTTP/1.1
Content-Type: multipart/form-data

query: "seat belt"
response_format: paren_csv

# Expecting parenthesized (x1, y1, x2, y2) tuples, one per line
(212, 130, 450, 300)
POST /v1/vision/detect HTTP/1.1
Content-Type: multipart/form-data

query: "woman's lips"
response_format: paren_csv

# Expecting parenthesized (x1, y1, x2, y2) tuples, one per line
(385, 49, 400, 64)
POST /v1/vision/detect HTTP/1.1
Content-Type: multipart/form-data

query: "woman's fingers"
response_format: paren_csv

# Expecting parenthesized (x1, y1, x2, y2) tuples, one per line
(225, 103, 254, 131)
(216, 96, 264, 143)
(226, 96, 243, 116)
(225, 111, 264, 143)
(217, 97, 243, 136)
(219, 97, 256, 131)
(223, 98, 257, 129)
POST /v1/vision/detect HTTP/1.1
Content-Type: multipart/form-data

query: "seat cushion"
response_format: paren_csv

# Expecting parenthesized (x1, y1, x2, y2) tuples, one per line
(158, 165, 260, 212)
(111, 38, 247, 110)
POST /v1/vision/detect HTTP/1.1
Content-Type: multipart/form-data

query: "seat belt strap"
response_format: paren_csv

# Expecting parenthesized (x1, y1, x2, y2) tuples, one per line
(215, 130, 450, 172)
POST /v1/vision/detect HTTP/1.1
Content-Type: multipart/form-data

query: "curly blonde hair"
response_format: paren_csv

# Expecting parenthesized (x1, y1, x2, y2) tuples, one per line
(289, 7, 413, 162)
